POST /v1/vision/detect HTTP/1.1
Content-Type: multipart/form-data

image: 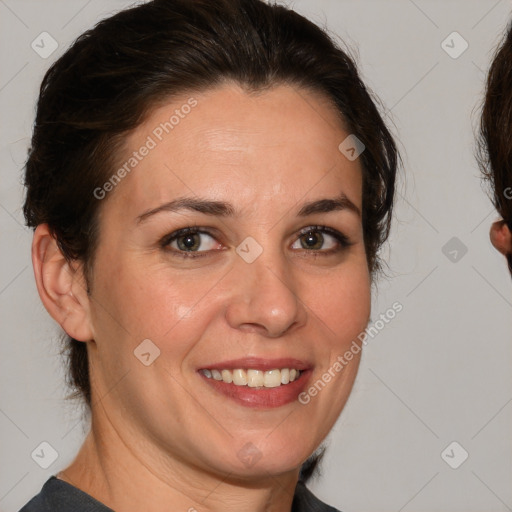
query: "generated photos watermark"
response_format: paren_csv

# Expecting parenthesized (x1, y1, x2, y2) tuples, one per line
(93, 97, 198, 200)
(298, 301, 403, 405)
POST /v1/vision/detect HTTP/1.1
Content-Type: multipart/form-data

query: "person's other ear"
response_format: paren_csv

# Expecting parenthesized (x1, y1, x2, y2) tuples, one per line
(490, 220, 512, 256)
(31, 224, 94, 341)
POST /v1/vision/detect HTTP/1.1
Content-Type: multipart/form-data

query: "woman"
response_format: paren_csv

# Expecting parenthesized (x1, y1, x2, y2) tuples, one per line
(19, 0, 398, 510)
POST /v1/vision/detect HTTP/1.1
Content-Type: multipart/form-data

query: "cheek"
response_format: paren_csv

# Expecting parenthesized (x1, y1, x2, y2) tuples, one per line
(303, 263, 371, 344)
(90, 242, 370, 360)
(91, 253, 218, 349)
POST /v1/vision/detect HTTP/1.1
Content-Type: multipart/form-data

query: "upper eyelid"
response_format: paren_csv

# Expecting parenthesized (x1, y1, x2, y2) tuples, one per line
(295, 225, 353, 247)
(160, 227, 217, 246)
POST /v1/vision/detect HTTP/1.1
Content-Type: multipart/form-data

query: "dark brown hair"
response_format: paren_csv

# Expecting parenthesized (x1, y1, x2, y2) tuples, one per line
(23, 0, 398, 482)
(478, 23, 512, 228)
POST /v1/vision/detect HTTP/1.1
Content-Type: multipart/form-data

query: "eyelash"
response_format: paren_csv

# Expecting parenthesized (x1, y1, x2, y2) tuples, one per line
(159, 225, 353, 259)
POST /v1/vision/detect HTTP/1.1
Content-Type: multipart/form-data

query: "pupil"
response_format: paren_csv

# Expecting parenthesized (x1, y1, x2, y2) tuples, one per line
(302, 231, 323, 250)
(179, 234, 199, 251)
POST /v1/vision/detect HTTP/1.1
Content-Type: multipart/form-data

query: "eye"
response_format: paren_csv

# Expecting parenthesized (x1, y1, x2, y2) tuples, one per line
(160, 225, 351, 259)
(161, 227, 223, 257)
(291, 226, 352, 254)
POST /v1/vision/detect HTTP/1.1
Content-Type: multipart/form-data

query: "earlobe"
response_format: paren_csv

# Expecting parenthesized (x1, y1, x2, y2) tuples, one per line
(32, 224, 94, 342)
(489, 220, 512, 256)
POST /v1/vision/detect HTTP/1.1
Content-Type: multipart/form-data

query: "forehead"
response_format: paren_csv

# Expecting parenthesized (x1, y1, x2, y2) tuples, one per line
(103, 83, 363, 218)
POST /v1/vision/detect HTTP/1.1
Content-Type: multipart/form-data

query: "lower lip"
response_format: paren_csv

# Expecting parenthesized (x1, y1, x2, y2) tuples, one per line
(199, 371, 312, 409)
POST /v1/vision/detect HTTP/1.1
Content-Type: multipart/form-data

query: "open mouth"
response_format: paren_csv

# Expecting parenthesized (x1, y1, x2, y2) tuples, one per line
(199, 368, 302, 388)
(198, 364, 311, 408)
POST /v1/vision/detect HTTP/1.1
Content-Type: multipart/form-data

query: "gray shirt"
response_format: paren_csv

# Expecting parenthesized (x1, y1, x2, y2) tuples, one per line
(19, 476, 341, 512)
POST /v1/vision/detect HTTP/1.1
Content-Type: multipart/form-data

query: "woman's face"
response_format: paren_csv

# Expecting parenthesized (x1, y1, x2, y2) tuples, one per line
(85, 83, 371, 478)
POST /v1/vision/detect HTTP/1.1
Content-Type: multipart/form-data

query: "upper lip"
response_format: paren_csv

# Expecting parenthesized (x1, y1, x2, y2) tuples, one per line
(198, 357, 312, 372)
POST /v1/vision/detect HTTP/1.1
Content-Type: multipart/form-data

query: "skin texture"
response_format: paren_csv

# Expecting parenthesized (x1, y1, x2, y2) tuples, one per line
(32, 83, 371, 512)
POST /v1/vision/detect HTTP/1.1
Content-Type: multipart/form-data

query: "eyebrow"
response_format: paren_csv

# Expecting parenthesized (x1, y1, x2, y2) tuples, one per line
(297, 194, 360, 217)
(135, 192, 360, 224)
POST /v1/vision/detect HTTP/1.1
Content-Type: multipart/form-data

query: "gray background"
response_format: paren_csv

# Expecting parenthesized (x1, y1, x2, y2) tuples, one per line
(1, 1, 511, 511)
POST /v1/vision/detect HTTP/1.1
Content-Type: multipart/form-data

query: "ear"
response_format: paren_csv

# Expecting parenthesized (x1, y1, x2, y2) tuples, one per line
(489, 220, 512, 256)
(32, 224, 94, 342)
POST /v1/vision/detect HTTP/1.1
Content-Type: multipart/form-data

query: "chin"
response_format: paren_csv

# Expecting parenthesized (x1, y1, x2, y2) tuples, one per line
(223, 435, 317, 480)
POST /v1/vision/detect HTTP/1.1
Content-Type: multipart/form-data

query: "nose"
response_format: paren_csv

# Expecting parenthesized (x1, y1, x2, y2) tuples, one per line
(224, 248, 307, 338)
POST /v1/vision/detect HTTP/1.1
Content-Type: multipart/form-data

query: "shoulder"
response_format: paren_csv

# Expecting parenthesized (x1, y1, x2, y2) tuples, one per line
(18, 476, 113, 512)
(19, 476, 340, 512)
(292, 480, 342, 512)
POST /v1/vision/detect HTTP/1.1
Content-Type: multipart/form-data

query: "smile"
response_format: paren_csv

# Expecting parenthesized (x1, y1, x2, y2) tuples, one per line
(199, 368, 302, 388)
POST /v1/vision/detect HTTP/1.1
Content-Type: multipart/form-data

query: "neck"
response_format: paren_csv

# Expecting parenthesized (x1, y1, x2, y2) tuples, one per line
(58, 410, 300, 512)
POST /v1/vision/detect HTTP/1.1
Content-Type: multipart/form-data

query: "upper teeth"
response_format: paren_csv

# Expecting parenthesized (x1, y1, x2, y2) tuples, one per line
(200, 368, 301, 387)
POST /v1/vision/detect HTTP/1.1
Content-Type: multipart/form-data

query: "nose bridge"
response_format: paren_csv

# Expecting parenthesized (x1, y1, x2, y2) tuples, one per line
(225, 237, 306, 337)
